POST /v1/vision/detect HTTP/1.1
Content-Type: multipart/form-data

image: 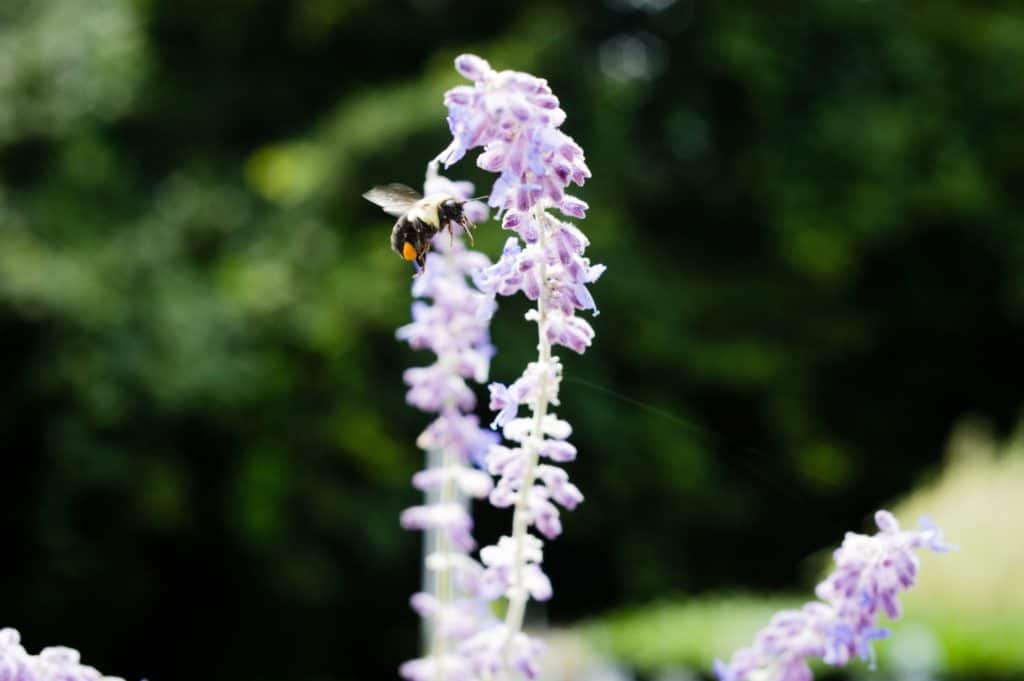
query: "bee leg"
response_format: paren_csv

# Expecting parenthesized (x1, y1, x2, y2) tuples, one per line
(415, 254, 429, 276)
(413, 242, 431, 277)
(421, 240, 434, 273)
(464, 219, 475, 246)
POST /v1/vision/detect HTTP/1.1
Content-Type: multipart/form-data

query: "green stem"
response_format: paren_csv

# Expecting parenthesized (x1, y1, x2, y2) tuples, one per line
(503, 205, 553, 647)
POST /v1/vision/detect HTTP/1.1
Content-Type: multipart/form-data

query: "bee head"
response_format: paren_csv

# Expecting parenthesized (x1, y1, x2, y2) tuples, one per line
(438, 198, 466, 226)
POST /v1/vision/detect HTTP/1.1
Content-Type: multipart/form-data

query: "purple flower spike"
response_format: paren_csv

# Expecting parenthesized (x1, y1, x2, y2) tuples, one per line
(435, 54, 603, 679)
(714, 510, 954, 681)
(397, 165, 501, 677)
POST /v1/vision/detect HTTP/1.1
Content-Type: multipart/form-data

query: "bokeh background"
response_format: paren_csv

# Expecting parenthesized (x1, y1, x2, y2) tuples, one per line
(1, 0, 1022, 679)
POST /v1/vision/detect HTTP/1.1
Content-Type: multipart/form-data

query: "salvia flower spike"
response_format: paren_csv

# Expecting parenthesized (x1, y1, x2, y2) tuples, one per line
(397, 165, 501, 681)
(437, 53, 603, 679)
(714, 511, 955, 681)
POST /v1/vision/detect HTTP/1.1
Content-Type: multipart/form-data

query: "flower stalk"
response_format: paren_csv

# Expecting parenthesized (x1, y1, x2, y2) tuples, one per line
(714, 511, 955, 681)
(397, 167, 499, 681)
(504, 203, 552, 639)
(435, 54, 602, 678)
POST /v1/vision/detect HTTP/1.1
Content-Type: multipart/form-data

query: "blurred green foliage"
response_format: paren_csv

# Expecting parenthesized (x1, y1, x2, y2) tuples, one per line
(2, 1, 1023, 679)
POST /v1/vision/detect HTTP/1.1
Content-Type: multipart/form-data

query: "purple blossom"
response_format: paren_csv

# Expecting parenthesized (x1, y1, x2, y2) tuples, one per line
(439, 75, 589, 221)
(398, 166, 501, 679)
(399, 501, 476, 552)
(412, 465, 493, 498)
(458, 624, 546, 681)
(409, 593, 493, 641)
(484, 413, 582, 543)
(435, 54, 602, 679)
(476, 219, 604, 355)
(714, 511, 955, 681)
(478, 535, 553, 602)
(0, 628, 125, 681)
(399, 655, 474, 681)
(486, 359, 562, 429)
(415, 411, 496, 468)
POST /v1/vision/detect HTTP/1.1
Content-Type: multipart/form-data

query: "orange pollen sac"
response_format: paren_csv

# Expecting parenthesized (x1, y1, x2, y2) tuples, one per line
(402, 241, 417, 261)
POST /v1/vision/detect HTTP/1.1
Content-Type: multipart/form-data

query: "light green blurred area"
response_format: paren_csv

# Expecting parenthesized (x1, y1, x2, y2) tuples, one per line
(552, 421, 1024, 678)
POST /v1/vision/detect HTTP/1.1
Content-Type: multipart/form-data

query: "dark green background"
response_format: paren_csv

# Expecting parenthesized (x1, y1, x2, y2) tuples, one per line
(1, 1, 1021, 679)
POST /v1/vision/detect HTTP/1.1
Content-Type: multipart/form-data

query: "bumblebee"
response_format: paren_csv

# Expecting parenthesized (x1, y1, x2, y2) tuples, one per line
(362, 183, 476, 274)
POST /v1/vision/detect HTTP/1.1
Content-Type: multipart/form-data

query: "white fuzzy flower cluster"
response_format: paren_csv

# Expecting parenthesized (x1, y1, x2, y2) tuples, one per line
(0, 628, 125, 681)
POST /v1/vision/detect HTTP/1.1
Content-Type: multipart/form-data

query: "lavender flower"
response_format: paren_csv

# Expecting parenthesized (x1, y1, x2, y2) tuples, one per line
(714, 511, 955, 681)
(397, 165, 501, 680)
(436, 54, 603, 679)
(0, 628, 125, 681)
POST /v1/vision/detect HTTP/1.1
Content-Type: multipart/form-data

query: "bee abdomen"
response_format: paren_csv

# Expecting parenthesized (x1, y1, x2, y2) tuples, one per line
(391, 215, 438, 256)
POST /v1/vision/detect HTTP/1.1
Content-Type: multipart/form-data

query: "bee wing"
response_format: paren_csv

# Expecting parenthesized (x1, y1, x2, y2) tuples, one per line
(362, 183, 423, 217)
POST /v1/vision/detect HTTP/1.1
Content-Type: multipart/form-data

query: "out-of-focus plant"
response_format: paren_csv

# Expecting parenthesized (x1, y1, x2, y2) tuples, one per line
(714, 511, 953, 681)
(0, 0, 144, 144)
(0, 628, 124, 681)
(396, 166, 498, 681)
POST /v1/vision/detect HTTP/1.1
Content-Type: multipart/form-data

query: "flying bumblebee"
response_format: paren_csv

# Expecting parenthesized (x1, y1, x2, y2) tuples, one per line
(362, 183, 477, 275)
